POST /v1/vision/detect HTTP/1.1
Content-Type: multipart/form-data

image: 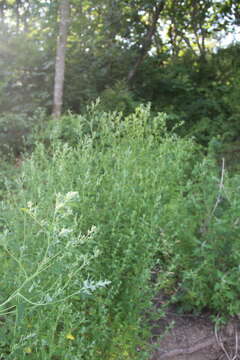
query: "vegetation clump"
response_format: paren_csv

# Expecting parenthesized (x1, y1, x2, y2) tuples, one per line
(1, 106, 240, 359)
(1, 1, 240, 358)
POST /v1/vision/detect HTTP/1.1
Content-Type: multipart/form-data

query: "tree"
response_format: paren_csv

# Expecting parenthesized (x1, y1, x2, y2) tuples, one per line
(127, 0, 166, 82)
(52, 0, 70, 118)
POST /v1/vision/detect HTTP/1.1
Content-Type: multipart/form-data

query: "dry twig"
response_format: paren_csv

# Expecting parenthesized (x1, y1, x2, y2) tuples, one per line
(215, 322, 239, 360)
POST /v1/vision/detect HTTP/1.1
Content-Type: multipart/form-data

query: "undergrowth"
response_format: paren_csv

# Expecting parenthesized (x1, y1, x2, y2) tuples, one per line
(1, 104, 240, 359)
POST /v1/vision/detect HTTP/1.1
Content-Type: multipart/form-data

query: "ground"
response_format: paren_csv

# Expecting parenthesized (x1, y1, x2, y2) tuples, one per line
(150, 293, 240, 360)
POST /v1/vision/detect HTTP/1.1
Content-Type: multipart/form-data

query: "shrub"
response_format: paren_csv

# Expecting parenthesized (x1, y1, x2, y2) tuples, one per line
(1, 105, 197, 359)
(0, 108, 47, 156)
(99, 80, 139, 114)
(1, 105, 240, 359)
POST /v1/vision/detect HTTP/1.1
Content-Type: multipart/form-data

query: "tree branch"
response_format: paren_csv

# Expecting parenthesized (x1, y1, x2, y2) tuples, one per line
(127, 0, 166, 83)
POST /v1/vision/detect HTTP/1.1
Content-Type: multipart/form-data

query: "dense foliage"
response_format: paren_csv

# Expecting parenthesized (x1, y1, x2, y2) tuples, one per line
(0, 0, 240, 147)
(1, 107, 240, 359)
(1, 1, 240, 358)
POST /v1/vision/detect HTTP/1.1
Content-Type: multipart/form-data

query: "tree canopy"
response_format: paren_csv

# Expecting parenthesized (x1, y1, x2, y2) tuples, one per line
(0, 0, 240, 142)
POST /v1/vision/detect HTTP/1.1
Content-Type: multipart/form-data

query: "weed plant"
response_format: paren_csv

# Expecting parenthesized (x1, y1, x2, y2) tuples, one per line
(1, 104, 240, 359)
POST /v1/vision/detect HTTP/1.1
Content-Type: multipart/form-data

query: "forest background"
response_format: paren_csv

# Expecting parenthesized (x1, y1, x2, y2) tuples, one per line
(1, 1, 240, 360)
(0, 0, 240, 148)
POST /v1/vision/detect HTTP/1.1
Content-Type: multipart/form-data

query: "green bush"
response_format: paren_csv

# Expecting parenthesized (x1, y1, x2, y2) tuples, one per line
(0, 108, 47, 156)
(0, 155, 19, 201)
(156, 156, 240, 314)
(134, 44, 240, 145)
(1, 105, 240, 359)
(99, 81, 139, 114)
(40, 101, 169, 149)
(0, 105, 194, 359)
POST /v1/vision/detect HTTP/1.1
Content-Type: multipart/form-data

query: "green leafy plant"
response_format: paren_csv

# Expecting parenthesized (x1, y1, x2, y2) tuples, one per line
(0, 108, 47, 156)
(2, 104, 240, 359)
(1, 105, 191, 359)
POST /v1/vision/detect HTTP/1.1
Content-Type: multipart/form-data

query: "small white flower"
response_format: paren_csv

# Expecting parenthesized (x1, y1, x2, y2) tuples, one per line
(65, 192, 79, 201)
(27, 201, 33, 209)
(59, 228, 73, 237)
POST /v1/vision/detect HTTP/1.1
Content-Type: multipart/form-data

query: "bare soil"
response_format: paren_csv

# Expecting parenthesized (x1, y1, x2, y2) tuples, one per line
(149, 293, 240, 360)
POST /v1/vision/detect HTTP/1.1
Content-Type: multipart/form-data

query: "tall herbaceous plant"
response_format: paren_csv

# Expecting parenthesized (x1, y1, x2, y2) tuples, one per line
(1, 104, 239, 359)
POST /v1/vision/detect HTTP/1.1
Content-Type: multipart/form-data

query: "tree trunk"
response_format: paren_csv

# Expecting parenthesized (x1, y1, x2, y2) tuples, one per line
(52, 0, 70, 118)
